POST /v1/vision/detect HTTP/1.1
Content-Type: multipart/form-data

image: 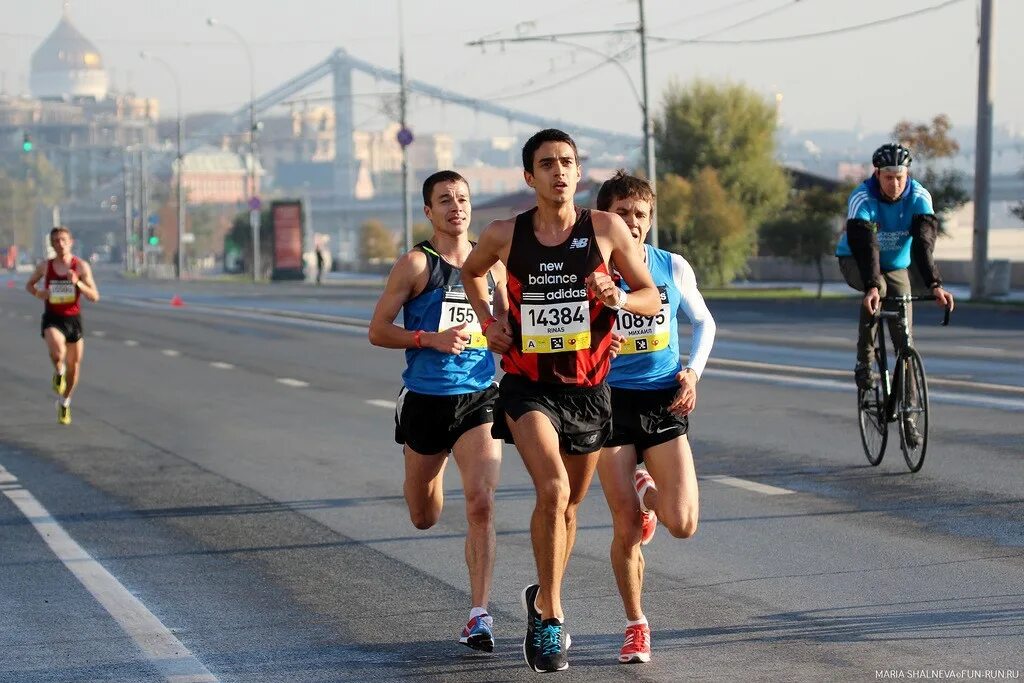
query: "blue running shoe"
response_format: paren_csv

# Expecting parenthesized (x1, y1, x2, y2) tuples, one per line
(533, 618, 569, 672)
(459, 613, 494, 653)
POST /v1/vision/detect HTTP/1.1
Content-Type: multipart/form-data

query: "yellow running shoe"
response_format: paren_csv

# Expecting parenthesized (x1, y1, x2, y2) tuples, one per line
(52, 372, 67, 395)
(56, 402, 71, 425)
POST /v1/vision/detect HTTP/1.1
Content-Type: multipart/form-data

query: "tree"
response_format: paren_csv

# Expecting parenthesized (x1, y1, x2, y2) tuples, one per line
(654, 79, 789, 230)
(760, 186, 848, 298)
(360, 219, 397, 263)
(892, 114, 969, 228)
(658, 169, 749, 287)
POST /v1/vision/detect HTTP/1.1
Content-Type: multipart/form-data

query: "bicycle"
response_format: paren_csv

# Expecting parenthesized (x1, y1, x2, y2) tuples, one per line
(857, 295, 951, 472)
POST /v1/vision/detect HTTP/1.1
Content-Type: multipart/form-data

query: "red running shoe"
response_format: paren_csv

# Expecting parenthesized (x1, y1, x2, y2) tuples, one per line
(619, 623, 651, 663)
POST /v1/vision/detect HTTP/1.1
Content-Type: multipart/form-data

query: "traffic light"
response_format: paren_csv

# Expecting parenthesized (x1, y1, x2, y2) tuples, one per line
(148, 235, 160, 246)
(21, 133, 32, 153)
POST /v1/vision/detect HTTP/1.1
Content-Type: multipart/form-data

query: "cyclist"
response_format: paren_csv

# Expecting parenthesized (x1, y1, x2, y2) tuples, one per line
(368, 170, 506, 653)
(835, 143, 954, 439)
(25, 226, 100, 425)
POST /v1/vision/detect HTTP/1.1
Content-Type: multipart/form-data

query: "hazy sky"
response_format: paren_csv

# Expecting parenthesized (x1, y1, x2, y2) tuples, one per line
(2, 0, 1022, 143)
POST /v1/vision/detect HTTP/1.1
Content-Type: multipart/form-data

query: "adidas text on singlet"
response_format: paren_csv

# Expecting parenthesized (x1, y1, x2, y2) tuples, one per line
(503, 207, 616, 386)
(402, 241, 496, 395)
(44, 257, 82, 317)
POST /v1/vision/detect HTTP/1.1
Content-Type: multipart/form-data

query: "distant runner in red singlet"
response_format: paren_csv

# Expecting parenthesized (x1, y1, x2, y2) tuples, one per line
(462, 128, 660, 674)
(25, 226, 100, 425)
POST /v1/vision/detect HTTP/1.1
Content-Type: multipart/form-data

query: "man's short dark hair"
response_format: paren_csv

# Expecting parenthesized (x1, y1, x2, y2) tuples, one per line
(49, 226, 72, 240)
(522, 129, 579, 174)
(595, 170, 656, 216)
(422, 170, 469, 207)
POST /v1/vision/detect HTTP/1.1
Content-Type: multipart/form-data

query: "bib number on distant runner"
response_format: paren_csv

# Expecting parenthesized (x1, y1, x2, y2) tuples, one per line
(48, 280, 76, 305)
(613, 286, 670, 354)
(521, 298, 590, 353)
(438, 287, 488, 348)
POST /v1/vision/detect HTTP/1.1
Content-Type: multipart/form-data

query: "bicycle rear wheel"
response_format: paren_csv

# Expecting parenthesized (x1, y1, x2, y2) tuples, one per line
(898, 347, 929, 472)
(857, 353, 888, 466)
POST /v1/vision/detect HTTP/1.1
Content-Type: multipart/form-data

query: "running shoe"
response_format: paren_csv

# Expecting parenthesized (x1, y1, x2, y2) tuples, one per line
(459, 613, 494, 652)
(618, 623, 651, 663)
(52, 372, 66, 396)
(56, 402, 71, 426)
(521, 584, 542, 668)
(533, 618, 569, 672)
(634, 469, 658, 546)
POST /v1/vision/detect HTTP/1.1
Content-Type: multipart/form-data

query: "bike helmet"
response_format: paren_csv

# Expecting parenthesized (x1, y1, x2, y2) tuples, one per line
(872, 143, 912, 169)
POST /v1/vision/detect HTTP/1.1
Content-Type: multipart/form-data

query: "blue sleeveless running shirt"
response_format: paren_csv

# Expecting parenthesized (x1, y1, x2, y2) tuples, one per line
(402, 241, 495, 395)
(607, 245, 682, 390)
(835, 176, 933, 272)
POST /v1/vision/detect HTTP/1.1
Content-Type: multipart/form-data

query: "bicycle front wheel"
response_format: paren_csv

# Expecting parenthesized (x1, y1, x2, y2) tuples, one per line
(898, 348, 929, 472)
(857, 358, 888, 466)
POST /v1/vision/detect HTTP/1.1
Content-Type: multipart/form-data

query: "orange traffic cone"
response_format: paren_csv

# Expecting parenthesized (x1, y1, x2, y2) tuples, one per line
(170, 295, 185, 307)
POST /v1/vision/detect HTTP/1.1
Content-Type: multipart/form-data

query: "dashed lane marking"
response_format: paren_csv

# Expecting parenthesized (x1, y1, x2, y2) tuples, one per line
(701, 475, 794, 496)
(209, 362, 234, 370)
(93, 330, 106, 337)
(124, 339, 139, 347)
(0, 466, 219, 683)
(276, 378, 309, 388)
(366, 399, 397, 409)
(162, 349, 181, 357)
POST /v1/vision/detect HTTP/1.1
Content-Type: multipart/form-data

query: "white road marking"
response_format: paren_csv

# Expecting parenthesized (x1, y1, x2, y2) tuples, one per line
(366, 399, 397, 409)
(276, 378, 309, 388)
(702, 475, 794, 496)
(124, 339, 139, 347)
(162, 349, 181, 357)
(1, 476, 218, 683)
(93, 330, 106, 338)
(0, 465, 17, 484)
(210, 362, 234, 370)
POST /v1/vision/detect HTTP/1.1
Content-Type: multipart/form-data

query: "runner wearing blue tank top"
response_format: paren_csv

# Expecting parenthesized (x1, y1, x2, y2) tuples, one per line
(595, 172, 716, 664)
(369, 170, 507, 654)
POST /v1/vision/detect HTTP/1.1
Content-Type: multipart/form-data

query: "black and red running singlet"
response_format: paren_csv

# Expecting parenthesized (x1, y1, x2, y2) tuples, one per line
(43, 257, 82, 317)
(502, 207, 616, 386)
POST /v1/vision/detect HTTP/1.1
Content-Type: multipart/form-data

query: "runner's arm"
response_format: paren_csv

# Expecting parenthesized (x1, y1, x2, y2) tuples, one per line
(603, 213, 660, 316)
(24, 262, 46, 300)
(368, 251, 434, 349)
(461, 220, 507, 324)
(74, 261, 100, 302)
(671, 253, 716, 379)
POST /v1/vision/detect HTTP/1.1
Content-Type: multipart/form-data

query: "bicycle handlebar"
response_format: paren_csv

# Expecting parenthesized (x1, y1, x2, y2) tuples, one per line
(876, 295, 952, 326)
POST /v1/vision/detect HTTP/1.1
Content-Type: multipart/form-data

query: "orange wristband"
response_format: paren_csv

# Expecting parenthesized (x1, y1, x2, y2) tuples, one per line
(481, 315, 498, 334)
(412, 330, 424, 348)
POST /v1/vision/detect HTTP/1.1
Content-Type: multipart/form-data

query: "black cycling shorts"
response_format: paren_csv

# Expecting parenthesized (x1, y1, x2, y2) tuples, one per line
(41, 312, 83, 344)
(395, 384, 498, 455)
(606, 386, 689, 459)
(491, 373, 612, 455)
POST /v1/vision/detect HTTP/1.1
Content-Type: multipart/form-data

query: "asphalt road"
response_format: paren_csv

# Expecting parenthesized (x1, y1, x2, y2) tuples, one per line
(1, 275, 1021, 682)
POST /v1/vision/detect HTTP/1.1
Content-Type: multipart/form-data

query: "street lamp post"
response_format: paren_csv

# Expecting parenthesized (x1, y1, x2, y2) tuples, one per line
(207, 17, 261, 282)
(140, 51, 185, 280)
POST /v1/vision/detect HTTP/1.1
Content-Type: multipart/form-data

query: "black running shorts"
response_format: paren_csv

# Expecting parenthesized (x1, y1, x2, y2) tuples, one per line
(395, 384, 498, 455)
(40, 312, 83, 344)
(606, 385, 689, 458)
(491, 373, 612, 455)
